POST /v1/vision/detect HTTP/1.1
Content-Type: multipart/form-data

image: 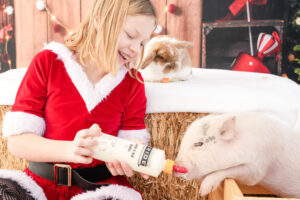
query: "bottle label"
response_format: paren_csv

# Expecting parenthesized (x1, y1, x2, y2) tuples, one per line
(138, 146, 152, 167)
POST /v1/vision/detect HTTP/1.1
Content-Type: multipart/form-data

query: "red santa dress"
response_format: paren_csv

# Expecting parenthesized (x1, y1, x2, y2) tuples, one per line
(1, 42, 150, 200)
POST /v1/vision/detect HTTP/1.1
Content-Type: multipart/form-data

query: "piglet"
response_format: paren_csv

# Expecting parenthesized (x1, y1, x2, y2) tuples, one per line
(175, 112, 300, 198)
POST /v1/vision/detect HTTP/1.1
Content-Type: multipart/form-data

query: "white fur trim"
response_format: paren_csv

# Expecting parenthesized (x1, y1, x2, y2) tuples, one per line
(118, 129, 151, 144)
(2, 111, 45, 137)
(0, 169, 47, 200)
(44, 42, 128, 112)
(71, 184, 142, 200)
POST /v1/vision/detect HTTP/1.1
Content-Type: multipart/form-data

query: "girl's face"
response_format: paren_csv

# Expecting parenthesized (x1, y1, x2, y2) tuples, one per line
(117, 15, 156, 66)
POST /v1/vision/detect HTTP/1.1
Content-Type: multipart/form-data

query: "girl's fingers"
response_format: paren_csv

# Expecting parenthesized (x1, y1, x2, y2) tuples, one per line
(139, 173, 150, 180)
(75, 137, 97, 147)
(120, 161, 134, 177)
(88, 124, 102, 136)
(106, 162, 118, 176)
(131, 138, 145, 145)
(76, 124, 102, 139)
(111, 160, 125, 175)
(74, 146, 93, 157)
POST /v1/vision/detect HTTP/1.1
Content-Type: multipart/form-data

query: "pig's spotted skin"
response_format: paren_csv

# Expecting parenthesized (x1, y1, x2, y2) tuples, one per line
(176, 112, 300, 198)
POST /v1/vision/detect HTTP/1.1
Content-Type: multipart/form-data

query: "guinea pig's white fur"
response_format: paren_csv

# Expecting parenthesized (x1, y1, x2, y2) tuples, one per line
(175, 112, 300, 198)
(139, 35, 193, 82)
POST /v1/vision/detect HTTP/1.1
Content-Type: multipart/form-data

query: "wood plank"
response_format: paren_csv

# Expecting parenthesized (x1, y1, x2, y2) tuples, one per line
(202, 20, 284, 29)
(81, 0, 95, 22)
(209, 183, 224, 200)
(167, 0, 202, 68)
(14, 0, 47, 68)
(46, 0, 81, 43)
(150, 0, 167, 35)
(236, 198, 300, 200)
(224, 179, 244, 200)
(238, 184, 275, 196)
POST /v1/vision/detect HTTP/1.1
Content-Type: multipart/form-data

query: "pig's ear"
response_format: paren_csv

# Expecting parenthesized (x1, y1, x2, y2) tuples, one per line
(219, 116, 237, 141)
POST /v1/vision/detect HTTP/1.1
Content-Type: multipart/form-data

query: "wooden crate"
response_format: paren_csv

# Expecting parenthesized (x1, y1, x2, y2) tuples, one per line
(209, 179, 300, 200)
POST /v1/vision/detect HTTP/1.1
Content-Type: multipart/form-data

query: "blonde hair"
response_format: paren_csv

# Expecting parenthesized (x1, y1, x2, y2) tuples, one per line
(65, 0, 157, 77)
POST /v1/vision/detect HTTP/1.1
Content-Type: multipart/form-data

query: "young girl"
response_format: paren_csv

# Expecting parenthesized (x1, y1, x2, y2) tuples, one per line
(1, 0, 157, 199)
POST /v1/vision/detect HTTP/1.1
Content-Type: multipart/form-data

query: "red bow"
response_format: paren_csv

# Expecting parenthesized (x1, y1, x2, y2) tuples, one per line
(229, 0, 267, 16)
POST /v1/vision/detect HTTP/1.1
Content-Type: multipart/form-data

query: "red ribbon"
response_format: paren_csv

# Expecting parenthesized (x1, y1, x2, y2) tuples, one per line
(229, 0, 267, 16)
(272, 31, 281, 62)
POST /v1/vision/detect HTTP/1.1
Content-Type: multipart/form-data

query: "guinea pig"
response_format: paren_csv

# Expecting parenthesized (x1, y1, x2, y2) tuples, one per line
(139, 35, 193, 83)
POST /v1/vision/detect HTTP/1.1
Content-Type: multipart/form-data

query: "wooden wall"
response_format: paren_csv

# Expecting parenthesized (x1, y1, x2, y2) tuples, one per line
(14, 0, 202, 68)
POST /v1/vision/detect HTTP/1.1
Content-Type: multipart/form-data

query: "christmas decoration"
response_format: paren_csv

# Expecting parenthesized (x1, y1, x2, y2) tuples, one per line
(217, 0, 267, 22)
(53, 23, 65, 34)
(231, 52, 270, 73)
(285, 0, 300, 82)
(296, 17, 300, 25)
(5, 5, 13, 15)
(0, 0, 15, 73)
(154, 3, 181, 35)
(36, 0, 45, 11)
(36, 0, 70, 36)
(167, 4, 177, 14)
(0, 24, 13, 42)
(232, 31, 280, 74)
(154, 24, 163, 34)
(256, 31, 281, 62)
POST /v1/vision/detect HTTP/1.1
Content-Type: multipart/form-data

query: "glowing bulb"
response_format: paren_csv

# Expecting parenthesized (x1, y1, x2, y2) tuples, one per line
(296, 17, 300, 26)
(5, 6, 14, 15)
(36, 0, 46, 11)
(51, 15, 56, 21)
(164, 7, 168, 12)
(154, 24, 163, 34)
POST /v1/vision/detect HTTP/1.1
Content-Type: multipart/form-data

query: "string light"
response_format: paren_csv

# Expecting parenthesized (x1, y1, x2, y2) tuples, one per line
(0, 2, 14, 71)
(4, 5, 13, 15)
(36, 0, 71, 35)
(155, 4, 178, 34)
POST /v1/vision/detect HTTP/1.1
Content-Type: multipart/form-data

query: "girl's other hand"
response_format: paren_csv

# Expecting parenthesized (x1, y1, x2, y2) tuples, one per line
(68, 124, 102, 164)
(105, 138, 150, 179)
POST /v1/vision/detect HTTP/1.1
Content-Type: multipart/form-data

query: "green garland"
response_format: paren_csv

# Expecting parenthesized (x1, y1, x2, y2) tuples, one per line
(287, 0, 300, 81)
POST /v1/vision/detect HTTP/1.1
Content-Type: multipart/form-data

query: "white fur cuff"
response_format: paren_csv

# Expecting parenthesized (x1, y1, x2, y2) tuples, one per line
(0, 169, 47, 200)
(2, 111, 45, 137)
(71, 184, 142, 200)
(117, 129, 151, 144)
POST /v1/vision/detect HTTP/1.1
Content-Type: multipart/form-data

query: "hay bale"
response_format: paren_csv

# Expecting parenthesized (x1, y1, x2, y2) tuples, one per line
(128, 113, 208, 200)
(0, 106, 208, 199)
(0, 105, 28, 170)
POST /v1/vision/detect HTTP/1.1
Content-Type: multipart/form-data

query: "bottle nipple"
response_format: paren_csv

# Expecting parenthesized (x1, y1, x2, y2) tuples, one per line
(163, 159, 188, 174)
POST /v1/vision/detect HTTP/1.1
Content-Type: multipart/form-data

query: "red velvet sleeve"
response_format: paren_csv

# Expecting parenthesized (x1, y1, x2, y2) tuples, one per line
(2, 50, 51, 137)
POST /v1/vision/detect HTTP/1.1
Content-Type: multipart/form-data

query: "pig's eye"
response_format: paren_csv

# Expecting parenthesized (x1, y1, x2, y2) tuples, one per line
(194, 142, 203, 147)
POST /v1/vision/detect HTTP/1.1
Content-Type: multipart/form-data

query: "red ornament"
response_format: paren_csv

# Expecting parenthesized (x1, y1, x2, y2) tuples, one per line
(256, 31, 281, 62)
(232, 52, 270, 73)
(168, 4, 177, 14)
(53, 23, 64, 33)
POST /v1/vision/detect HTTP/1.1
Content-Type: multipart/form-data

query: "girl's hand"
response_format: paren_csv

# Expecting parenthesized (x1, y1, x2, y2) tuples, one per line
(105, 138, 150, 180)
(68, 124, 101, 164)
(105, 160, 135, 177)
